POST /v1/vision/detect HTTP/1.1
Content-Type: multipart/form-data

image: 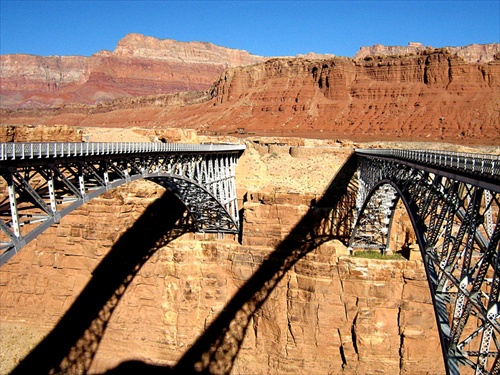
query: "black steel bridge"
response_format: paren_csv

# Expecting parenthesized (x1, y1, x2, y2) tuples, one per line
(0, 143, 498, 375)
(352, 148, 499, 375)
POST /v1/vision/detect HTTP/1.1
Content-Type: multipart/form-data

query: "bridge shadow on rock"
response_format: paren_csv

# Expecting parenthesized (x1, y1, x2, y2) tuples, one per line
(11, 190, 196, 375)
(166, 153, 359, 374)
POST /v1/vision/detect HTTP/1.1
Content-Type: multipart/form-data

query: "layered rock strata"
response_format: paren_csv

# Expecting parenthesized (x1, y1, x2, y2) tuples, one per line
(2, 48, 499, 145)
(354, 42, 500, 63)
(0, 33, 265, 109)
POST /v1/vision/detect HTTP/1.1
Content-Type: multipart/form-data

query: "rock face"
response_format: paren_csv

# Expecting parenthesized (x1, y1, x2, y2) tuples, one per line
(114, 33, 266, 65)
(0, 124, 83, 142)
(0, 129, 453, 374)
(202, 50, 499, 144)
(3, 47, 498, 145)
(0, 33, 266, 109)
(354, 42, 500, 63)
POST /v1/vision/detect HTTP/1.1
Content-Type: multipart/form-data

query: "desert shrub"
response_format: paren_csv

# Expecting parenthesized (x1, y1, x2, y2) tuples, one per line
(352, 250, 405, 260)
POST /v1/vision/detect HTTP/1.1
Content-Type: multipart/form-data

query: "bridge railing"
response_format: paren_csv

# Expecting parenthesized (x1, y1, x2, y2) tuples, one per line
(356, 148, 500, 177)
(0, 142, 246, 161)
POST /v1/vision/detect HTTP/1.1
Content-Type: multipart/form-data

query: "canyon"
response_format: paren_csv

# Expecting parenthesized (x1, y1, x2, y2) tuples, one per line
(1, 125, 497, 374)
(0, 35, 499, 374)
(0, 127, 460, 374)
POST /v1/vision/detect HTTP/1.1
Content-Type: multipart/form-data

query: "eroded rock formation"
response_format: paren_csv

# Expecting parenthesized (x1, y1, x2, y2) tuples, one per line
(203, 50, 500, 143)
(354, 42, 500, 63)
(3, 47, 498, 145)
(0, 33, 266, 109)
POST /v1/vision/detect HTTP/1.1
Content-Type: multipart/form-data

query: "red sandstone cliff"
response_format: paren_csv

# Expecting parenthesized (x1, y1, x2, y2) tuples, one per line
(2, 48, 499, 145)
(0, 33, 266, 109)
(205, 49, 499, 141)
(354, 42, 500, 63)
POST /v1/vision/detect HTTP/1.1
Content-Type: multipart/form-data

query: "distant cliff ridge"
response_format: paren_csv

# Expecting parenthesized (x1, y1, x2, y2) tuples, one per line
(2, 34, 498, 110)
(0, 33, 266, 109)
(2, 47, 499, 145)
(113, 33, 266, 65)
(354, 42, 500, 63)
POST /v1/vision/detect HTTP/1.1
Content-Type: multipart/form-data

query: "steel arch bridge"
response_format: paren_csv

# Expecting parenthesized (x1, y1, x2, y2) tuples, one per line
(350, 149, 500, 375)
(0, 142, 245, 266)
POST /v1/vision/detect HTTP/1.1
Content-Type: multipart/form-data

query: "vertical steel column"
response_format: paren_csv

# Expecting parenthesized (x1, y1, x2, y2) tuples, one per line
(103, 161, 110, 188)
(7, 172, 20, 238)
(78, 163, 86, 197)
(47, 169, 57, 214)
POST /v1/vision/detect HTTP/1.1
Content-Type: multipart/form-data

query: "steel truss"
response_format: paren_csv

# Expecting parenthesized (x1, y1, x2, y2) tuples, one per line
(0, 142, 245, 266)
(350, 149, 500, 375)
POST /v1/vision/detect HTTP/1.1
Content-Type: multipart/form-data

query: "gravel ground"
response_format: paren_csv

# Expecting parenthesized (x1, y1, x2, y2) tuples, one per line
(0, 321, 48, 374)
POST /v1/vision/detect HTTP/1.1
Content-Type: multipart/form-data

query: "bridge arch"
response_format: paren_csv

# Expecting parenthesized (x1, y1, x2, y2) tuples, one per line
(349, 179, 401, 254)
(349, 175, 458, 256)
(0, 142, 245, 266)
(352, 149, 500, 375)
(148, 173, 238, 233)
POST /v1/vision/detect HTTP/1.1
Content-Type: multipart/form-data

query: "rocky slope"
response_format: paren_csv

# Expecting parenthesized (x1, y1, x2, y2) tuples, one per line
(0, 33, 266, 109)
(2, 47, 499, 145)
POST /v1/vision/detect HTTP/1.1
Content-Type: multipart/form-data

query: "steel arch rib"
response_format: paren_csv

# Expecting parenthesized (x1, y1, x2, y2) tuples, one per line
(148, 174, 240, 233)
(0, 171, 239, 266)
(353, 152, 500, 375)
(351, 177, 459, 373)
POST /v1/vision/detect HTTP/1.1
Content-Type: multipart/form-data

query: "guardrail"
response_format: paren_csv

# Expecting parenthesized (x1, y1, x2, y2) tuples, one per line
(0, 142, 246, 161)
(356, 148, 500, 177)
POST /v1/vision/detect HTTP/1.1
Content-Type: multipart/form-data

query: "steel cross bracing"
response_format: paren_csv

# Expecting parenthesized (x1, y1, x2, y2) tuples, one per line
(350, 148, 500, 375)
(0, 142, 245, 266)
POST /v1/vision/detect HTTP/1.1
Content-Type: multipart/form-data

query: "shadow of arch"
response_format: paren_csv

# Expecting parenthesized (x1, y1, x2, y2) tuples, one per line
(167, 153, 359, 374)
(10, 189, 196, 374)
(101, 360, 175, 374)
